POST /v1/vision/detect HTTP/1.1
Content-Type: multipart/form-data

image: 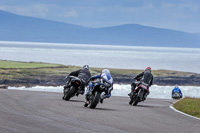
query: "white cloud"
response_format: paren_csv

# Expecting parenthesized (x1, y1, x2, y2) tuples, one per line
(0, 5, 6, 10)
(0, 4, 49, 17)
(179, 3, 200, 12)
(31, 4, 49, 16)
(142, 3, 154, 9)
(162, 2, 200, 12)
(62, 9, 79, 18)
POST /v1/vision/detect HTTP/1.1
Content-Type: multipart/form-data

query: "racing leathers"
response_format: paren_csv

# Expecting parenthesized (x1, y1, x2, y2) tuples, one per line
(130, 69, 153, 99)
(85, 71, 113, 103)
(65, 68, 91, 94)
(172, 86, 182, 98)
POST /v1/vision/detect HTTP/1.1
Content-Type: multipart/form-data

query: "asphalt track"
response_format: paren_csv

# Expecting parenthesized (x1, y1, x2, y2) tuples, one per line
(0, 89, 199, 133)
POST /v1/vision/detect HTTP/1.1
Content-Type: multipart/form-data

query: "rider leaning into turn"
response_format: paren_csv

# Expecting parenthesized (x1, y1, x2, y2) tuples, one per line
(64, 65, 91, 94)
(128, 67, 153, 100)
(85, 69, 113, 104)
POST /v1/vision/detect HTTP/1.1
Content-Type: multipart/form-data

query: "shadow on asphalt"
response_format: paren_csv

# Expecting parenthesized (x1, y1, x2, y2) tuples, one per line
(94, 107, 118, 111)
(82, 107, 118, 111)
(63, 99, 84, 103)
(136, 104, 164, 108)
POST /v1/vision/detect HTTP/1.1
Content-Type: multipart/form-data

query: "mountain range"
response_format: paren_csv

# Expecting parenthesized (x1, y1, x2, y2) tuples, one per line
(0, 10, 200, 48)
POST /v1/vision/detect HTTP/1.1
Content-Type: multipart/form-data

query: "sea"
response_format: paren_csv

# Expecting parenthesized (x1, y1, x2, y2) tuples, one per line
(8, 85, 200, 99)
(1, 41, 200, 99)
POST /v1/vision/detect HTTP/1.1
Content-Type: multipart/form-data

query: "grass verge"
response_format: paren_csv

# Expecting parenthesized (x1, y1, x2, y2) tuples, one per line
(0, 60, 198, 76)
(0, 60, 200, 86)
(173, 97, 200, 118)
(0, 60, 61, 68)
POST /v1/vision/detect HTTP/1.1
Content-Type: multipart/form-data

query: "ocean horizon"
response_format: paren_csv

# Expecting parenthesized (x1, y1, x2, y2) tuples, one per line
(0, 41, 200, 73)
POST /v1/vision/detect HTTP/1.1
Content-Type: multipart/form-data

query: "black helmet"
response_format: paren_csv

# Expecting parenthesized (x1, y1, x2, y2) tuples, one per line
(83, 65, 89, 70)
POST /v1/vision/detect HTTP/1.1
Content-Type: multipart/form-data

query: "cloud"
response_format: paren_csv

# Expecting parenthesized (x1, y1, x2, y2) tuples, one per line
(1, 0, 200, 32)
(162, 1, 200, 12)
(0, 5, 6, 10)
(179, 3, 200, 12)
(62, 9, 79, 18)
(0, 4, 49, 17)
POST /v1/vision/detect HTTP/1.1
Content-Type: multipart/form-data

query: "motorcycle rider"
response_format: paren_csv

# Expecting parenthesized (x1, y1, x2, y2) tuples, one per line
(128, 67, 153, 100)
(85, 69, 113, 104)
(64, 65, 91, 95)
(172, 85, 183, 98)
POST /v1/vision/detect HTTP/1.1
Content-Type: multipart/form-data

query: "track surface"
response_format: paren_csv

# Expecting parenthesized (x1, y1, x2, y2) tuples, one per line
(0, 89, 199, 133)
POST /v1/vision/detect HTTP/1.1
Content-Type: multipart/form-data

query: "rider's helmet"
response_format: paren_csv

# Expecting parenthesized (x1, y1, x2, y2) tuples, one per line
(175, 84, 179, 89)
(83, 65, 89, 70)
(101, 69, 113, 85)
(145, 67, 151, 71)
(102, 69, 111, 75)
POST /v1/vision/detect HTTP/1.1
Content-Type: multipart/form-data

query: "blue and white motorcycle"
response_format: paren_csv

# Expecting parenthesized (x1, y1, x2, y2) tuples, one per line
(84, 69, 113, 109)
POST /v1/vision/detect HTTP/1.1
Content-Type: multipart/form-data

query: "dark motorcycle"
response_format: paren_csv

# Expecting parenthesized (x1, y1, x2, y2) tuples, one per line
(172, 92, 182, 99)
(129, 81, 149, 106)
(62, 76, 83, 101)
(84, 78, 110, 109)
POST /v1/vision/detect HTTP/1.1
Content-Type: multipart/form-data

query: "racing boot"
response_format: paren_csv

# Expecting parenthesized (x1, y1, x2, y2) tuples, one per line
(128, 90, 136, 96)
(100, 95, 107, 103)
(128, 85, 136, 96)
(79, 89, 85, 95)
(100, 98, 104, 103)
(84, 94, 90, 105)
(143, 91, 149, 101)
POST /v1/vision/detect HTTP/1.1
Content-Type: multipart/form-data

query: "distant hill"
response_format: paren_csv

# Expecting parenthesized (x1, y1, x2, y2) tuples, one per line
(1, 10, 200, 48)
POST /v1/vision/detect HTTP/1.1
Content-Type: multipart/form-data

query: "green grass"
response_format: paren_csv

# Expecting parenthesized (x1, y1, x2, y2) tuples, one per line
(90, 67, 197, 78)
(0, 60, 60, 68)
(173, 97, 200, 118)
(0, 60, 199, 81)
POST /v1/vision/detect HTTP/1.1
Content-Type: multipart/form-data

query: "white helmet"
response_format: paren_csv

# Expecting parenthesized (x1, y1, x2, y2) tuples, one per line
(101, 69, 113, 84)
(102, 69, 110, 74)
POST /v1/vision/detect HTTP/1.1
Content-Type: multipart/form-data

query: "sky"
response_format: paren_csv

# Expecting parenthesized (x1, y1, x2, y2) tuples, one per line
(1, 0, 200, 33)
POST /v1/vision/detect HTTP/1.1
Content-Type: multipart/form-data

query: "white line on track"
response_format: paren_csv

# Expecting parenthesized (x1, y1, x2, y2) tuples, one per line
(169, 101, 200, 120)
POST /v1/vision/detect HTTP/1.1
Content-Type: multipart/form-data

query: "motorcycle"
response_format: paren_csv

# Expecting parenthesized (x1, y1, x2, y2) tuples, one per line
(84, 78, 111, 109)
(172, 92, 182, 99)
(129, 81, 149, 106)
(62, 76, 83, 101)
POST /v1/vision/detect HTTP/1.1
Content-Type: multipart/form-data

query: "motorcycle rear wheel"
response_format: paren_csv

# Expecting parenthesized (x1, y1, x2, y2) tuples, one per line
(64, 86, 76, 101)
(89, 91, 101, 109)
(133, 96, 140, 106)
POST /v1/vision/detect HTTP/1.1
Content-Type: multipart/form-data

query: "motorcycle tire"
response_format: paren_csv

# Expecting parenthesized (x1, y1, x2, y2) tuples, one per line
(64, 86, 76, 101)
(89, 91, 101, 109)
(133, 96, 140, 106)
